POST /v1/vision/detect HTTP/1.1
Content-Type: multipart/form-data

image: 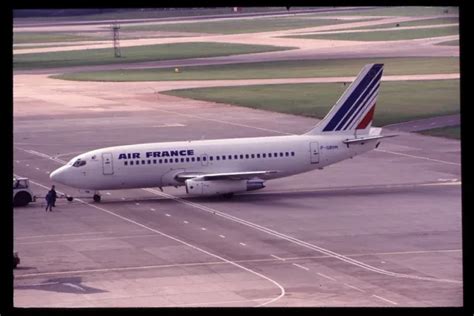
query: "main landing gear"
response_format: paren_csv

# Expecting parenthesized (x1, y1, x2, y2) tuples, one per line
(93, 193, 101, 203)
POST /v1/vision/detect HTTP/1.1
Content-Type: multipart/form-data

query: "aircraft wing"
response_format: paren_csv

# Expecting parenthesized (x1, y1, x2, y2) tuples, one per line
(175, 170, 278, 182)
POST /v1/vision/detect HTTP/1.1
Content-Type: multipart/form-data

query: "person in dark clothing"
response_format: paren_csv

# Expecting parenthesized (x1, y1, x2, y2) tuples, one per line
(45, 185, 57, 212)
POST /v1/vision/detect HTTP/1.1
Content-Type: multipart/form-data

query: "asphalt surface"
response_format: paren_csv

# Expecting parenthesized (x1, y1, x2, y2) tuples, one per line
(13, 9, 461, 307)
(13, 89, 462, 307)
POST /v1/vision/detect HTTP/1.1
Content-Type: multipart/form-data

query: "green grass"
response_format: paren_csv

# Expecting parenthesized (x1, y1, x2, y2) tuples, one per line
(13, 32, 105, 44)
(286, 25, 458, 41)
(13, 42, 294, 70)
(162, 80, 459, 127)
(53, 57, 459, 82)
(14, 43, 93, 50)
(336, 17, 458, 31)
(436, 39, 459, 46)
(316, 6, 458, 17)
(419, 125, 460, 139)
(123, 17, 370, 35)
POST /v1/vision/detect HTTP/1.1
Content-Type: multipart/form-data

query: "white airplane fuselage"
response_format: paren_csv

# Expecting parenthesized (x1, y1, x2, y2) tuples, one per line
(51, 134, 379, 191)
(50, 63, 391, 199)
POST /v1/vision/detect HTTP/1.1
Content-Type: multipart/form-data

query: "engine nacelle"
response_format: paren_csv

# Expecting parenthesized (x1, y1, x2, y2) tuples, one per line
(185, 179, 265, 196)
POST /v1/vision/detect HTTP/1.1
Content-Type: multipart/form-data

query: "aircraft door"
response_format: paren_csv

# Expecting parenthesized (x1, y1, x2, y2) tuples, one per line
(310, 142, 319, 164)
(102, 153, 114, 175)
(201, 154, 209, 166)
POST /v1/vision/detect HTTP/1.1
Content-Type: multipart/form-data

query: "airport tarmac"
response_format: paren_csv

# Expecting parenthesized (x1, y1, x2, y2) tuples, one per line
(12, 8, 461, 307)
(13, 82, 461, 307)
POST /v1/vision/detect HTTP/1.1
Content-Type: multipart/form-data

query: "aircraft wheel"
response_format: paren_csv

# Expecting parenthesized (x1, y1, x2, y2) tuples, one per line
(93, 194, 101, 203)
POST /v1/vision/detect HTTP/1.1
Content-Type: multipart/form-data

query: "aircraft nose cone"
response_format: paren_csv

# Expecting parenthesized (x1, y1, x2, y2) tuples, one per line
(50, 166, 67, 183)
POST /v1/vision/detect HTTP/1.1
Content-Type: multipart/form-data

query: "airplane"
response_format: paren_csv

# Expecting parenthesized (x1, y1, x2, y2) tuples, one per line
(50, 63, 395, 202)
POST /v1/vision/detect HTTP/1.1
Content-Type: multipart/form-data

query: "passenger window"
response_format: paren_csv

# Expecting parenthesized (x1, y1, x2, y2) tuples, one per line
(222, 156, 226, 160)
(245, 154, 249, 159)
(280, 152, 283, 157)
(240, 155, 243, 159)
(148, 160, 151, 164)
(274, 153, 278, 157)
(136, 160, 140, 165)
(291, 152, 295, 156)
(130, 161, 134, 165)
(263, 153, 266, 158)
(210, 156, 214, 161)
(175, 158, 179, 163)
(153, 159, 157, 164)
(186, 158, 190, 162)
(164, 159, 168, 163)
(159, 159, 162, 164)
(124, 161, 128, 166)
(251, 154, 255, 158)
(216, 156, 220, 160)
(202, 157, 206, 161)
(257, 154, 260, 158)
(268, 153, 272, 157)
(181, 158, 184, 162)
(192, 157, 195, 162)
(285, 152, 289, 156)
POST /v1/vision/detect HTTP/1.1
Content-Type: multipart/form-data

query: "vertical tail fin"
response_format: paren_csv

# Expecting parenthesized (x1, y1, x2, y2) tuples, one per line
(305, 64, 383, 136)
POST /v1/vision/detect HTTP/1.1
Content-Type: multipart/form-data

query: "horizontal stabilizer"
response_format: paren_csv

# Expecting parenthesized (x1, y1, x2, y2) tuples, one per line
(343, 134, 397, 144)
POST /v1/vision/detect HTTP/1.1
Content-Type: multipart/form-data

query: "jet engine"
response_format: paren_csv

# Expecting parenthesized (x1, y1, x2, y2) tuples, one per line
(185, 179, 265, 196)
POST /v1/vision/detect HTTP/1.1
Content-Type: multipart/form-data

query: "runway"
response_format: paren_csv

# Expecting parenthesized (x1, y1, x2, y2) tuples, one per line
(13, 94, 461, 307)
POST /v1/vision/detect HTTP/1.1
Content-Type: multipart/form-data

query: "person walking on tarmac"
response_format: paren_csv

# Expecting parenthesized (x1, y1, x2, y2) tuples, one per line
(45, 185, 57, 212)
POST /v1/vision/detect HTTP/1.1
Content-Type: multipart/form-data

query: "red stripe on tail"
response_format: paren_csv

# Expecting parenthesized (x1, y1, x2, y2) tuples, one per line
(356, 104, 376, 129)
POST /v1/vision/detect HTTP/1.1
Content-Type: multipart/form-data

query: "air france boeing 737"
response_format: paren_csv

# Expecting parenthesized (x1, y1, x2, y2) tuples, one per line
(50, 64, 394, 202)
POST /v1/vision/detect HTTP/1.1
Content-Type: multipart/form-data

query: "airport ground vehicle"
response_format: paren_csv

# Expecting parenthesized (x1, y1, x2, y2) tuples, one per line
(13, 177, 36, 207)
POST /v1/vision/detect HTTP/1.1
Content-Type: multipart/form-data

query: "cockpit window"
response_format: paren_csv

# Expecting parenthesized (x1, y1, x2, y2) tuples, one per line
(72, 159, 86, 167)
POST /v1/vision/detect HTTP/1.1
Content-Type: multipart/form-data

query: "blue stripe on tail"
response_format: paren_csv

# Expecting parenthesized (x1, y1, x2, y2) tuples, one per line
(323, 64, 383, 132)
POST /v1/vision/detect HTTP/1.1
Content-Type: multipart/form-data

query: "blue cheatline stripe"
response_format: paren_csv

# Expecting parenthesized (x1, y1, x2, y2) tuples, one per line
(334, 69, 382, 131)
(341, 81, 380, 131)
(323, 64, 383, 132)
(348, 90, 379, 130)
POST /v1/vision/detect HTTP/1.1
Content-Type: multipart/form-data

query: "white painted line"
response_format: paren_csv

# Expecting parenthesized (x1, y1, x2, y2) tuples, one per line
(175, 297, 276, 307)
(165, 213, 171, 217)
(317, 272, 337, 281)
(22, 178, 285, 307)
(219, 234, 225, 238)
(135, 203, 140, 206)
(17, 261, 227, 278)
(239, 242, 246, 246)
(27, 282, 60, 287)
(121, 197, 126, 200)
(183, 220, 189, 224)
(106, 192, 111, 195)
(372, 295, 398, 305)
(26, 164, 29, 167)
(344, 283, 365, 293)
(375, 149, 460, 166)
(271, 254, 285, 261)
(16, 233, 158, 245)
(45, 171, 50, 174)
(201, 227, 207, 230)
(15, 231, 125, 240)
(15, 160, 19, 163)
(63, 283, 85, 292)
(150, 208, 156, 212)
(142, 187, 462, 284)
(35, 167, 40, 170)
(292, 263, 309, 271)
